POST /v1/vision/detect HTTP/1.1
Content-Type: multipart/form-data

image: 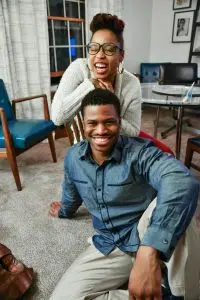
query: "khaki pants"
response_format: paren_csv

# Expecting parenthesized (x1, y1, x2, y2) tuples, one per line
(50, 200, 200, 300)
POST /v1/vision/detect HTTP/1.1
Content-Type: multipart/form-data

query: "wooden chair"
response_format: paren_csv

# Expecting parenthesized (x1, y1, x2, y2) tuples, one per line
(65, 112, 85, 146)
(139, 130, 174, 155)
(65, 111, 174, 156)
(185, 136, 200, 172)
(0, 79, 57, 191)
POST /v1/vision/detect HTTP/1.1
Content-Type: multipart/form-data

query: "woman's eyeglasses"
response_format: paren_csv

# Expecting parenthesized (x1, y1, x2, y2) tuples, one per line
(86, 42, 122, 56)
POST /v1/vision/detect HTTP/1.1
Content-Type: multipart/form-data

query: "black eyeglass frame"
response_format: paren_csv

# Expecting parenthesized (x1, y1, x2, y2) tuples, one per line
(86, 42, 123, 56)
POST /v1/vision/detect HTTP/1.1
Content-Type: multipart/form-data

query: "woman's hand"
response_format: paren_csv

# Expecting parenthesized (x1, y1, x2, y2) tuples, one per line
(90, 78, 114, 93)
(90, 78, 103, 89)
(128, 246, 162, 300)
(98, 79, 114, 93)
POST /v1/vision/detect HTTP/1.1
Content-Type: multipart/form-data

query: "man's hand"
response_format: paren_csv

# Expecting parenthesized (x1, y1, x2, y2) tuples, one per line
(49, 201, 61, 217)
(128, 246, 162, 300)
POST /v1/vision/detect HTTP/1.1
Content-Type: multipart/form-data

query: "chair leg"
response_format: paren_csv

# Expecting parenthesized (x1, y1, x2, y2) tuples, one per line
(48, 133, 57, 162)
(184, 143, 193, 169)
(160, 108, 176, 139)
(161, 124, 176, 139)
(154, 106, 160, 138)
(6, 148, 22, 191)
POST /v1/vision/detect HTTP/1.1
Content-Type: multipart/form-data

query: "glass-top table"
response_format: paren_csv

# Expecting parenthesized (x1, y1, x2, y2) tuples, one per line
(141, 83, 200, 159)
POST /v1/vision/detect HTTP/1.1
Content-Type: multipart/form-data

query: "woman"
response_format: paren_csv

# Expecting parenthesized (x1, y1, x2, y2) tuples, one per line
(51, 13, 141, 137)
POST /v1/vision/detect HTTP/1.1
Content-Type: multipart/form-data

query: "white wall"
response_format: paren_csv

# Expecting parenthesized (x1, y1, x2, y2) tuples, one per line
(122, 0, 198, 74)
(122, 0, 153, 74)
(150, 0, 197, 62)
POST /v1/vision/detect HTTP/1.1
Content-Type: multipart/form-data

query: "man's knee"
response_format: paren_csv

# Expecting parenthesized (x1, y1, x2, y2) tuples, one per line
(50, 245, 132, 300)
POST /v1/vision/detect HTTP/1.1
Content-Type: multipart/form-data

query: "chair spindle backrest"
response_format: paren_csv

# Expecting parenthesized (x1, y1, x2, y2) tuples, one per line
(65, 111, 85, 146)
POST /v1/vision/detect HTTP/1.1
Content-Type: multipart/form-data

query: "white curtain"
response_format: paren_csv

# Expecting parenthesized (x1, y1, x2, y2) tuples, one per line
(0, 0, 50, 119)
(85, 0, 123, 44)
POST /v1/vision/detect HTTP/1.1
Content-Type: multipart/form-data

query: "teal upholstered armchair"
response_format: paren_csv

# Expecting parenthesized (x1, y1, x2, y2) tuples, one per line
(0, 79, 57, 191)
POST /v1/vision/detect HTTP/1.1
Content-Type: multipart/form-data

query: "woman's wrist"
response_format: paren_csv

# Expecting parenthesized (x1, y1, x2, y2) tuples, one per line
(90, 78, 114, 93)
(90, 78, 101, 88)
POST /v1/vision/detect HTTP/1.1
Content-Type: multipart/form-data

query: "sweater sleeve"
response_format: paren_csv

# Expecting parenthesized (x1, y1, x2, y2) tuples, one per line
(120, 75, 142, 137)
(51, 59, 95, 125)
(120, 97, 141, 136)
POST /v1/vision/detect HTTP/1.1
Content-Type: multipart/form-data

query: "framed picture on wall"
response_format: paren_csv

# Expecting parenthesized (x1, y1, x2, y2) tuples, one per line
(173, 0, 192, 10)
(172, 10, 194, 43)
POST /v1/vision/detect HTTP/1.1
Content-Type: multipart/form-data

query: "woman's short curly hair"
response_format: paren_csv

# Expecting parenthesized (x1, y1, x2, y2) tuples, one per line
(90, 13, 125, 50)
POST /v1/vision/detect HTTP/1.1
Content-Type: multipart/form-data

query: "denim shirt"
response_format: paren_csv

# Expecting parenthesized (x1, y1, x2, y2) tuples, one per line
(59, 136, 199, 261)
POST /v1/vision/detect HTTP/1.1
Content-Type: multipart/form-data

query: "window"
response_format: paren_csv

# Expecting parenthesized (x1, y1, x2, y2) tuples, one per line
(46, 0, 86, 85)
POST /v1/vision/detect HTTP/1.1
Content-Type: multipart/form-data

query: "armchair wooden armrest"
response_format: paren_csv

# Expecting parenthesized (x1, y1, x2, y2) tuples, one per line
(12, 94, 50, 120)
(0, 108, 11, 141)
(0, 108, 14, 161)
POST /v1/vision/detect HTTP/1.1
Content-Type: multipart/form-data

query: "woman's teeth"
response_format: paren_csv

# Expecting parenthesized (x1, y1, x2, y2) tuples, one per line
(95, 63, 107, 69)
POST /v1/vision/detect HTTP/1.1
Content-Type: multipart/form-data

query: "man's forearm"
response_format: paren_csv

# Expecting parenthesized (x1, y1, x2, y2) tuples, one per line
(138, 147, 199, 260)
(58, 202, 80, 218)
(129, 246, 162, 299)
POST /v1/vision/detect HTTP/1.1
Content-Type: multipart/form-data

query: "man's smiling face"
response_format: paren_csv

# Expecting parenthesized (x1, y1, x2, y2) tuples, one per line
(83, 104, 120, 161)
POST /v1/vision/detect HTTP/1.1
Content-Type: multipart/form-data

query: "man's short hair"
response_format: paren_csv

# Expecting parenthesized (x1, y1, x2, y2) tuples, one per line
(81, 88, 121, 118)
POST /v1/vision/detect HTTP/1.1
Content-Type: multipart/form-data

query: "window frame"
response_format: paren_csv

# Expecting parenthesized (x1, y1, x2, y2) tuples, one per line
(46, 0, 86, 80)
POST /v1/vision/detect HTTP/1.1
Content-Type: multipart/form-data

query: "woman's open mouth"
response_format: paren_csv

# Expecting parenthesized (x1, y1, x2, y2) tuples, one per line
(94, 63, 108, 75)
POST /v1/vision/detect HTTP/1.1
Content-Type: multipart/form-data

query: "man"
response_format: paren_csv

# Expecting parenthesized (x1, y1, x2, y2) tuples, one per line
(49, 88, 200, 300)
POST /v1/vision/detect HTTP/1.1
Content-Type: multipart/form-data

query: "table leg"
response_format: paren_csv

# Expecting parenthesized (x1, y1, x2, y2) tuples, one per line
(154, 106, 160, 138)
(175, 106, 183, 159)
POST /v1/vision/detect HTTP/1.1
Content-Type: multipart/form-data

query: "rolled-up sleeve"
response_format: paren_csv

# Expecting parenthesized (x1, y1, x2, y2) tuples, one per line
(136, 143, 199, 261)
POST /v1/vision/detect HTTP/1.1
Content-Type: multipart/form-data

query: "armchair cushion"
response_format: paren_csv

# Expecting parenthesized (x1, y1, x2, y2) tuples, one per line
(0, 119, 55, 149)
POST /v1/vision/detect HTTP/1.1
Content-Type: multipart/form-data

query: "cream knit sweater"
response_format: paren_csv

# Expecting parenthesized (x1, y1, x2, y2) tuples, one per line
(51, 58, 141, 136)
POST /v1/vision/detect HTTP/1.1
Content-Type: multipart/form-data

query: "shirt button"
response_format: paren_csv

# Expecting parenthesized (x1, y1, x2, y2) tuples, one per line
(98, 188, 101, 191)
(162, 239, 168, 244)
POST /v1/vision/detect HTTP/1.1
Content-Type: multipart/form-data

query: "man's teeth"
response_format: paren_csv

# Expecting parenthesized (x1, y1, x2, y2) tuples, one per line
(94, 137, 108, 141)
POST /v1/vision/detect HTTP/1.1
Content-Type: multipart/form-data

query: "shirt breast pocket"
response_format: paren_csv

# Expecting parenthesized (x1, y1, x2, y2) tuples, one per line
(72, 179, 89, 197)
(107, 181, 142, 204)
(72, 178, 95, 208)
